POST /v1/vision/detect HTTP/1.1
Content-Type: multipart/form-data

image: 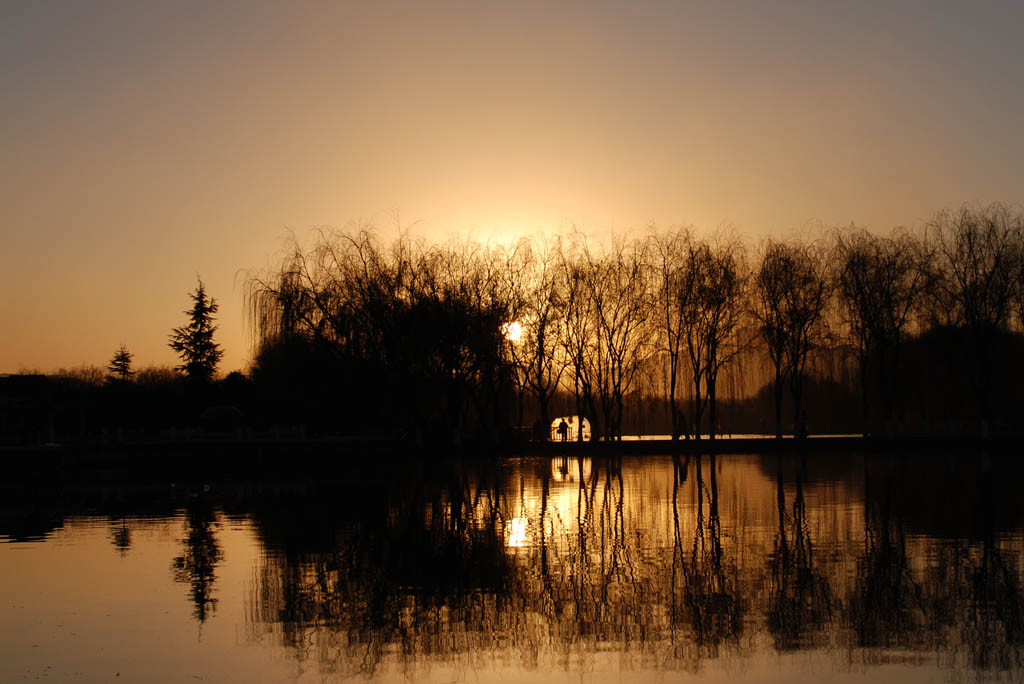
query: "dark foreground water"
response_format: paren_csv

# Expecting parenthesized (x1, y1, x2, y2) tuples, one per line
(2, 451, 1023, 683)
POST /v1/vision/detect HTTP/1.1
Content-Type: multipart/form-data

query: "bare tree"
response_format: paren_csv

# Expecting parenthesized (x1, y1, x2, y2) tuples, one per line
(245, 228, 518, 441)
(752, 238, 830, 438)
(555, 232, 652, 441)
(926, 204, 1022, 331)
(752, 239, 796, 439)
(514, 236, 566, 436)
(591, 236, 652, 440)
(496, 239, 533, 429)
(556, 233, 601, 440)
(926, 203, 1024, 432)
(834, 227, 929, 434)
(649, 226, 693, 441)
(678, 233, 748, 440)
(781, 240, 830, 439)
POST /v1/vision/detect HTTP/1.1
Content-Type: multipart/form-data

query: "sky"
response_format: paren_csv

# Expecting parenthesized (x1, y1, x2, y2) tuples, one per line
(2, 0, 1023, 374)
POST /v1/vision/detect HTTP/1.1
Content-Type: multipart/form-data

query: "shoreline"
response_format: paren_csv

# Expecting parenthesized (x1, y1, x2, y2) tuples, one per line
(2, 432, 1018, 461)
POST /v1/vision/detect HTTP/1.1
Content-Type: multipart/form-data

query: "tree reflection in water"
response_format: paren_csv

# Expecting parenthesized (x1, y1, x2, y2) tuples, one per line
(239, 453, 1024, 681)
(109, 516, 132, 556)
(766, 453, 832, 651)
(849, 454, 925, 654)
(672, 454, 744, 661)
(172, 490, 223, 623)
(924, 456, 1024, 672)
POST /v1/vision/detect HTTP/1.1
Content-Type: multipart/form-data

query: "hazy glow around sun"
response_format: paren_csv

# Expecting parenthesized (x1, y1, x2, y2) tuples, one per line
(503, 321, 523, 342)
(2, 2, 1023, 374)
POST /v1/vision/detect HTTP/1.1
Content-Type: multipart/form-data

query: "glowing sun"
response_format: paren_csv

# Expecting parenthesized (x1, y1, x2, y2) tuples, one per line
(502, 321, 523, 342)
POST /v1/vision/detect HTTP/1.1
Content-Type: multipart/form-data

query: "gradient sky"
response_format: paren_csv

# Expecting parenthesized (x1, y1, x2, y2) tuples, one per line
(2, 1, 1022, 374)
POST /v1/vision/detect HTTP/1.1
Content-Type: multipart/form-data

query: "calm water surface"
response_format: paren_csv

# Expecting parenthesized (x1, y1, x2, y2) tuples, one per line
(2, 452, 1023, 683)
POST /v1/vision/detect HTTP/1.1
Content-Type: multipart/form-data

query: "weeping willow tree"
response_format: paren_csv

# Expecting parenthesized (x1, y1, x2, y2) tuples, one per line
(671, 232, 749, 441)
(925, 203, 1024, 434)
(240, 205, 1024, 440)
(753, 238, 833, 439)
(244, 227, 520, 441)
(504, 235, 566, 435)
(834, 227, 929, 434)
(553, 232, 653, 441)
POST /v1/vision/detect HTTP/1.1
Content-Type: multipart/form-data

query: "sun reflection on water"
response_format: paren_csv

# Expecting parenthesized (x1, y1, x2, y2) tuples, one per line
(506, 516, 528, 547)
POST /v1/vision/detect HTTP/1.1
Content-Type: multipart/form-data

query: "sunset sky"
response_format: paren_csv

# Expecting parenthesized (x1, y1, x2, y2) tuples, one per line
(2, 1, 1022, 374)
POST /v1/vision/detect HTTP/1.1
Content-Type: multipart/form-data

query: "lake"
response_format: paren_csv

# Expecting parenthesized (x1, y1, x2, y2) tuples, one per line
(2, 451, 1022, 683)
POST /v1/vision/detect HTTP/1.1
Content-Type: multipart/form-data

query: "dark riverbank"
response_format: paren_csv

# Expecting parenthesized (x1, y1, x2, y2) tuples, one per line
(3, 433, 1020, 482)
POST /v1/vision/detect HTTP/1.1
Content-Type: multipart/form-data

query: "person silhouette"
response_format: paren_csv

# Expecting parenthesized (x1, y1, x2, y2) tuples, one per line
(557, 419, 569, 442)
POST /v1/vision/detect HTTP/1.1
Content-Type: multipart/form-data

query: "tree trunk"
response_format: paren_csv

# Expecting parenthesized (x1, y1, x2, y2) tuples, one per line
(859, 350, 870, 436)
(668, 356, 680, 441)
(708, 373, 718, 441)
(774, 367, 784, 440)
(538, 388, 551, 442)
(692, 377, 702, 441)
(574, 367, 585, 442)
(878, 344, 893, 435)
(791, 370, 804, 439)
(516, 382, 525, 430)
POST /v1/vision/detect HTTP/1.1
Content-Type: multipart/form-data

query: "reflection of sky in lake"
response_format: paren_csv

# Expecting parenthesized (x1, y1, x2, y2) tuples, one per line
(2, 453, 1023, 683)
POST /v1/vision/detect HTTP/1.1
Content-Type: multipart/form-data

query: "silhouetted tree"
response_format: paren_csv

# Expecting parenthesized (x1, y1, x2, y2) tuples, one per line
(591, 236, 652, 440)
(490, 239, 535, 429)
(753, 241, 795, 439)
(557, 233, 600, 440)
(516, 236, 566, 435)
(926, 203, 1024, 432)
(105, 344, 135, 383)
(135, 365, 180, 385)
(650, 226, 694, 440)
(752, 238, 831, 438)
(926, 204, 1022, 331)
(781, 240, 830, 438)
(246, 229, 518, 442)
(236, 212, 1024, 441)
(834, 227, 928, 433)
(753, 238, 831, 438)
(554, 233, 651, 440)
(678, 234, 747, 440)
(169, 278, 223, 383)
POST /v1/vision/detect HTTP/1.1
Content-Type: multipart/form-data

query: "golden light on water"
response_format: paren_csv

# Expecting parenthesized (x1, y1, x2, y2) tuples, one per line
(506, 517, 528, 547)
(551, 457, 591, 483)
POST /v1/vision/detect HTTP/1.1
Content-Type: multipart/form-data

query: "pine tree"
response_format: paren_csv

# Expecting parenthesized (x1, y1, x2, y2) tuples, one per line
(106, 344, 135, 383)
(169, 278, 223, 383)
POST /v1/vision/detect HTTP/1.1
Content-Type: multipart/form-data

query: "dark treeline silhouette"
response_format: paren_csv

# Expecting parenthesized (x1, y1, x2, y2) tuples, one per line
(241, 202, 1024, 443)
(1, 278, 245, 446)
(0, 366, 256, 446)
(245, 230, 518, 445)
(3, 202, 1024, 446)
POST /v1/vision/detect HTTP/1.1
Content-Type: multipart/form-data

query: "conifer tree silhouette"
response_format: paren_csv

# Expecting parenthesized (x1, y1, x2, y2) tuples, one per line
(169, 278, 223, 383)
(106, 344, 135, 383)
